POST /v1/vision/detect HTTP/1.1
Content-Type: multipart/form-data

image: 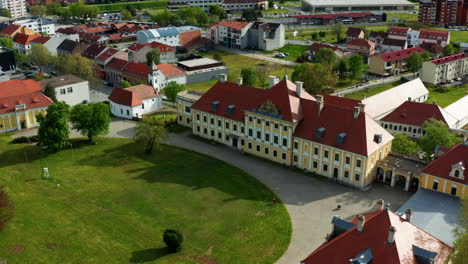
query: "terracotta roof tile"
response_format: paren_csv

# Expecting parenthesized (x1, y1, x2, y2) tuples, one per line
(14, 33, 41, 45)
(108, 84, 159, 106)
(377, 47, 425, 62)
(422, 143, 468, 184)
(347, 38, 375, 48)
(346, 27, 364, 36)
(388, 26, 410, 36)
(122, 62, 150, 78)
(81, 44, 107, 59)
(106, 58, 128, 71)
(30, 36, 51, 44)
(96, 48, 118, 62)
(156, 64, 186, 78)
(430, 53, 468, 65)
(381, 101, 457, 127)
(0, 92, 53, 114)
(211, 20, 250, 30)
(419, 29, 449, 40)
(0, 24, 21, 35)
(0, 80, 43, 97)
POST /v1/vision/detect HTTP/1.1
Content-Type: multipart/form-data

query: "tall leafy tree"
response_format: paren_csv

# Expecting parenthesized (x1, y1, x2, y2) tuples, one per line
(31, 44, 54, 73)
(37, 102, 71, 152)
(391, 133, 420, 155)
(419, 118, 462, 156)
(337, 59, 348, 80)
(46, 3, 62, 16)
(443, 44, 457, 56)
(121, 9, 132, 20)
(208, 5, 227, 19)
(331, 23, 345, 43)
(135, 117, 167, 154)
(406, 52, 423, 77)
(146, 49, 161, 66)
(348, 54, 365, 80)
(0, 37, 13, 49)
(292, 63, 337, 94)
(55, 54, 99, 86)
(164, 81, 186, 103)
(241, 67, 256, 86)
(255, 64, 269, 89)
(119, 80, 132, 88)
(451, 199, 468, 264)
(150, 10, 181, 26)
(70, 103, 111, 144)
(315, 48, 339, 69)
(29, 5, 46, 17)
(43, 84, 57, 102)
(0, 8, 11, 18)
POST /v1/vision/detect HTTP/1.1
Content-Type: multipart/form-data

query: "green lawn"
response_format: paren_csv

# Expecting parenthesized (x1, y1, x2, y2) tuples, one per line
(201, 50, 295, 88)
(344, 80, 405, 100)
(387, 12, 418, 22)
(185, 80, 217, 92)
(0, 137, 291, 263)
(446, 30, 468, 42)
(92, 0, 168, 12)
(426, 83, 468, 107)
(273, 44, 308, 62)
(146, 110, 177, 122)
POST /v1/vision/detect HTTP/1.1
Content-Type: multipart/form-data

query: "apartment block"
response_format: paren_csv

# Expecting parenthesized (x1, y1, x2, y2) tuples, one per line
(420, 53, 468, 84)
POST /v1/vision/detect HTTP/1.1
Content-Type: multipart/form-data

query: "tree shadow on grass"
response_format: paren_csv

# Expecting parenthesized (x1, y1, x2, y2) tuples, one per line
(129, 247, 169, 263)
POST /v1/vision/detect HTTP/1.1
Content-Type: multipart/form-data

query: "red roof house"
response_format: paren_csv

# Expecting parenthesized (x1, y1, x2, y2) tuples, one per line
(388, 26, 411, 37)
(121, 62, 150, 84)
(346, 38, 376, 56)
(302, 206, 452, 264)
(108, 84, 159, 107)
(81, 44, 107, 59)
(13, 33, 40, 45)
(429, 53, 468, 65)
(0, 79, 53, 116)
(156, 64, 186, 78)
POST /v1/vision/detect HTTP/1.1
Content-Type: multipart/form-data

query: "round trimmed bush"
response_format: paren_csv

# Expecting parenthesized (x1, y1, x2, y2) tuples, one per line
(163, 229, 183, 253)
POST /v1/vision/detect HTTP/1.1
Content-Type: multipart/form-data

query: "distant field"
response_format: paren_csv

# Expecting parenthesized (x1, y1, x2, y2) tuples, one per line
(387, 12, 418, 22)
(92, 0, 168, 12)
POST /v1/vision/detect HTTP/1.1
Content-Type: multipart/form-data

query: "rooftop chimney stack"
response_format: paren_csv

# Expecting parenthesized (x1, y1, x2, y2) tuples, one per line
(316, 95, 324, 116)
(405, 208, 413, 222)
(237, 77, 243, 86)
(295, 81, 303, 97)
(385, 203, 391, 211)
(353, 106, 360, 119)
(219, 74, 227, 83)
(359, 103, 365, 113)
(357, 215, 365, 232)
(268, 76, 279, 88)
(408, 97, 412, 101)
(387, 226, 396, 244)
(376, 199, 385, 210)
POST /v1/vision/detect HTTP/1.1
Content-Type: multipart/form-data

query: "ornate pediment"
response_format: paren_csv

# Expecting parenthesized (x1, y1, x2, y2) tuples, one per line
(257, 100, 280, 116)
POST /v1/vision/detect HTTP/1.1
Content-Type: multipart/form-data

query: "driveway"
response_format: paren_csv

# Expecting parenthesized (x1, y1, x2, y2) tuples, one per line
(13, 120, 412, 264)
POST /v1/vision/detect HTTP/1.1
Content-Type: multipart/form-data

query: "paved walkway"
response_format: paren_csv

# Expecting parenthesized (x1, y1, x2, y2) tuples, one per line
(13, 120, 412, 264)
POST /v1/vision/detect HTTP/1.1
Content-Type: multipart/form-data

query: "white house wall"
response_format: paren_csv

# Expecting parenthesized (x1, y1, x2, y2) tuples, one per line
(55, 80, 90, 106)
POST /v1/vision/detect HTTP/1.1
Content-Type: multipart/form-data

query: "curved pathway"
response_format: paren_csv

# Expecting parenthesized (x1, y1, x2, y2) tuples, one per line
(13, 119, 412, 264)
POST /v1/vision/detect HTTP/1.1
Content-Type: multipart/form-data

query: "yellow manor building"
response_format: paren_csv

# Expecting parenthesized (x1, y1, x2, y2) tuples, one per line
(177, 75, 393, 190)
(0, 80, 53, 132)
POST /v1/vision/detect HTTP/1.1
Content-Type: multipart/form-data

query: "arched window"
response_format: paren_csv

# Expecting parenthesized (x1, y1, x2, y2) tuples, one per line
(454, 170, 460, 178)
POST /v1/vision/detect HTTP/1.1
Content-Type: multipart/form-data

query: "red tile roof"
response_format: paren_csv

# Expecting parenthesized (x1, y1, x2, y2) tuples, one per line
(122, 62, 150, 78)
(30, 36, 51, 44)
(346, 27, 363, 36)
(191, 79, 314, 123)
(105, 58, 128, 71)
(429, 53, 468, 65)
(108, 85, 159, 106)
(0, 93, 53, 114)
(419, 29, 449, 40)
(309, 43, 343, 53)
(96, 48, 118, 62)
(347, 38, 374, 48)
(381, 101, 455, 127)
(294, 12, 374, 20)
(156, 64, 186, 78)
(216, 20, 251, 30)
(293, 98, 392, 156)
(82, 26, 106, 34)
(81, 44, 107, 59)
(14, 33, 40, 45)
(0, 24, 21, 35)
(419, 42, 443, 54)
(0, 80, 43, 97)
(127, 43, 146, 52)
(302, 209, 452, 264)
(377, 47, 425, 62)
(146, 41, 176, 52)
(422, 143, 468, 184)
(388, 26, 410, 36)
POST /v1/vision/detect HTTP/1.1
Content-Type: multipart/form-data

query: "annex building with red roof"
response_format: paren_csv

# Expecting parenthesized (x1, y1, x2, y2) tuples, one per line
(127, 41, 177, 64)
(108, 84, 162, 119)
(369, 47, 426, 76)
(13, 33, 41, 55)
(419, 141, 468, 198)
(420, 53, 468, 85)
(177, 75, 393, 190)
(0, 79, 53, 132)
(301, 200, 452, 264)
(346, 38, 376, 56)
(308, 43, 349, 59)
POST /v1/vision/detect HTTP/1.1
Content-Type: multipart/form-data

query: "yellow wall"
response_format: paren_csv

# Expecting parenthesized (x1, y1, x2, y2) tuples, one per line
(420, 173, 466, 198)
(177, 100, 193, 127)
(0, 108, 46, 132)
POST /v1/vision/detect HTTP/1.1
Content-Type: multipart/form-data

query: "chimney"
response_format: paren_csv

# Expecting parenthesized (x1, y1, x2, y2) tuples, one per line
(405, 208, 413, 222)
(353, 106, 360, 119)
(385, 203, 391, 211)
(237, 77, 243, 86)
(408, 97, 412, 101)
(387, 226, 396, 244)
(219, 74, 227, 83)
(295, 81, 303, 97)
(357, 215, 365, 232)
(433, 100, 437, 105)
(268, 76, 279, 88)
(316, 95, 324, 116)
(376, 199, 385, 210)
(358, 103, 365, 113)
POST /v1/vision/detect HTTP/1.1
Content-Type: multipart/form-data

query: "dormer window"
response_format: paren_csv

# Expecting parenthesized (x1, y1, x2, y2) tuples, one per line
(449, 162, 465, 180)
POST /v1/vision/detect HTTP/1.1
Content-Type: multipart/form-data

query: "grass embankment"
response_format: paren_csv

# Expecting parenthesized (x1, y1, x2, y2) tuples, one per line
(0, 137, 291, 264)
(92, 0, 168, 12)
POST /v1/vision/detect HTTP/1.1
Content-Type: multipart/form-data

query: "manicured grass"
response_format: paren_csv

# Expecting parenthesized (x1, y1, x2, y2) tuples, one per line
(146, 110, 177, 123)
(446, 30, 468, 42)
(201, 50, 295, 88)
(344, 80, 405, 100)
(185, 80, 217, 92)
(0, 137, 291, 263)
(273, 44, 308, 62)
(92, 0, 168, 12)
(426, 83, 468, 107)
(387, 12, 418, 22)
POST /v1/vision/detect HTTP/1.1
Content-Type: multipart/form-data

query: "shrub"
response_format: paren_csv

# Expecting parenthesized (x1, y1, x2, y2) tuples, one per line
(11, 136, 29, 144)
(163, 229, 184, 253)
(29, 135, 40, 143)
(0, 186, 13, 231)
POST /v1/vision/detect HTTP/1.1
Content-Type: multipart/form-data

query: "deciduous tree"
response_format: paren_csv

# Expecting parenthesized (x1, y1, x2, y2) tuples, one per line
(406, 52, 422, 76)
(419, 118, 462, 157)
(315, 48, 339, 69)
(443, 44, 457, 56)
(121, 9, 132, 20)
(241, 67, 256, 86)
(146, 49, 161, 66)
(43, 84, 57, 102)
(164, 81, 185, 103)
(31, 44, 54, 73)
(163, 229, 184, 253)
(208, 5, 226, 19)
(119, 80, 132, 88)
(55, 54, 99, 86)
(331, 23, 345, 43)
(0, 37, 13, 49)
(391, 133, 420, 155)
(37, 102, 71, 152)
(29, 5, 46, 17)
(348, 54, 365, 80)
(337, 59, 348, 80)
(46, 3, 62, 16)
(292, 63, 337, 94)
(0, 8, 11, 18)
(135, 117, 167, 154)
(255, 64, 269, 89)
(70, 103, 111, 144)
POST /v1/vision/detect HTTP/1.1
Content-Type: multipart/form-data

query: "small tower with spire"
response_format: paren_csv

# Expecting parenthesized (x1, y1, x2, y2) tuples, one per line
(148, 61, 161, 92)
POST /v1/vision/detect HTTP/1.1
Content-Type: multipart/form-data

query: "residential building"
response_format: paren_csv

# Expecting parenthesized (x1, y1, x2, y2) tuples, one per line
(127, 42, 177, 64)
(176, 90, 205, 127)
(0, 0, 27, 18)
(247, 22, 285, 51)
(0, 79, 53, 132)
(40, 75, 90, 106)
(56, 39, 88, 56)
(308, 43, 348, 60)
(380, 38, 407, 53)
(31, 34, 79, 56)
(13, 17, 55, 35)
(387, 26, 411, 41)
(419, 0, 468, 26)
(345, 27, 364, 43)
(81, 43, 107, 60)
(13, 32, 40, 54)
(104, 58, 128, 83)
(368, 31, 386, 46)
(444, 95, 468, 129)
(346, 38, 375, 56)
(294, 12, 383, 25)
(167, 0, 268, 12)
(136, 26, 201, 47)
(121, 61, 151, 85)
(108, 84, 162, 119)
(361, 78, 429, 119)
(301, 0, 415, 12)
(206, 21, 252, 49)
(418, 29, 450, 47)
(95, 48, 128, 67)
(0, 24, 34, 39)
(379, 101, 458, 138)
(177, 26, 202, 47)
(0, 46, 16, 72)
(419, 42, 443, 57)
(148, 62, 187, 91)
(178, 75, 393, 190)
(420, 53, 468, 84)
(301, 202, 452, 264)
(368, 47, 426, 76)
(176, 58, 229, 84)
(420, 141, 468, 198)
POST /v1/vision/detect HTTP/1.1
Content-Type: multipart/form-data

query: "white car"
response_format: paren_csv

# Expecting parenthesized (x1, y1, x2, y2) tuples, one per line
(305, 40, 312, 44)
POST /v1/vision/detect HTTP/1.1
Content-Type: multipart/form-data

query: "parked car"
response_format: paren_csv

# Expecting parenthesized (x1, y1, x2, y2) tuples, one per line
(282, 52, 289, 56)
(305, 40, 312, 44)
(275, 53, 285, 58)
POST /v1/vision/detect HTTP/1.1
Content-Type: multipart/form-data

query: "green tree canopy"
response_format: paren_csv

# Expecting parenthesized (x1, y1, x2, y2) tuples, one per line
(0, 37, 13, 49)
(163, 229, 184, 253)
(0, 8, 11, 18)
(331, 23, 345, 43)
(406, 52, 423, 76)
(70, 103, 111, 144)
(164, 82, 186, 103)
(419, 118, 462, 156)
(135, 117, 167, 154)
(68, 2, 99, 19)
(443, 44, 457, 56)
(150, 10, 181, 27)
(29, 5, 46, 17)
(119, 80, 132, 88)
(241, 67, 256, 86)
(46, 3, 62, 16)
(146, 49, 161, 66)
(55, 54, 99, 86)
(348, 54, 365, 80)
(315, 48, 339, 69)
(43, 84, 57, 102)
(292, 63, 337, 94)
(208, 5, 227, 19)
(337, 59, 348, 80)
(31, 44, 54, 73)
(37, 102, 71, 152)
(121, 9, 132, 20)
(391, 133, 420, 155)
